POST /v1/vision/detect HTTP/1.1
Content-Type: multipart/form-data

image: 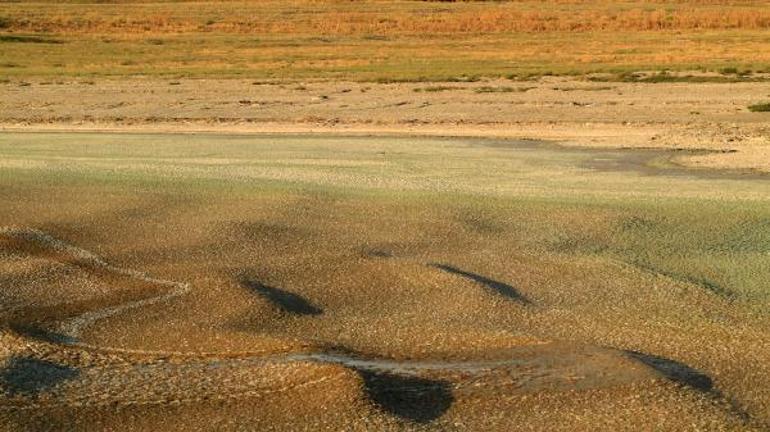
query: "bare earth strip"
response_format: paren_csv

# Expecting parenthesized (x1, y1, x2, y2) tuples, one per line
(2, 77, 769, 173)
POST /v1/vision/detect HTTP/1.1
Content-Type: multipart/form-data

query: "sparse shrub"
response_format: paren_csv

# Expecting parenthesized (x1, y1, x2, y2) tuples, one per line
(446, 75, 480, 83)
(414, 86, 456, 93)
(554, 86, 613, 92)
(474, 86, 514, 93)
(719, 67, 738, 75)
(748, 103, 770, 112)
(474, 86, 534, 93)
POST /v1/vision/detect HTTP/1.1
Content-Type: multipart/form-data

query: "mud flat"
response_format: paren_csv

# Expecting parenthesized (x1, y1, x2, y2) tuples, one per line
(2, 77, 770, 174)
(0, 132, 769, 430)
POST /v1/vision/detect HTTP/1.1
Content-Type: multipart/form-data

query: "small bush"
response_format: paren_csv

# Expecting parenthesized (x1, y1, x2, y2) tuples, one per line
(474, 86, 533, 93)
(414, 86, 456, 92)
(474, 86, 514, 93)
(748, 103, 770, 112)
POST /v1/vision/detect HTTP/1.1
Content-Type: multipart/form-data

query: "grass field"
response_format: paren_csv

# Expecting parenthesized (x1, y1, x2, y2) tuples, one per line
(1, 132, 769, 429)
(2, 0, 770, 80)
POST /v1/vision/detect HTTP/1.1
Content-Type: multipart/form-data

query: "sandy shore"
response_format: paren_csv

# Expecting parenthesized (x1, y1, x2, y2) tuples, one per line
(2, 77, 769, 173)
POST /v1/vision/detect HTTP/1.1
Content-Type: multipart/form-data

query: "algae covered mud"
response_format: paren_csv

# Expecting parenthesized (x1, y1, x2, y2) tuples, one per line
(0, 132, 769, 430)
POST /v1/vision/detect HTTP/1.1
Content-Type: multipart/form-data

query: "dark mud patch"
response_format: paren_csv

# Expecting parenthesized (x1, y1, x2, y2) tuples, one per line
(364, 249, 394, 258)
(430, 263, 530, 304)
(0, 357, 79, 397)
(359, 371, 453, 423)
(231, 221, 306, 243)
(241, 278, 322, 316)
(470, 137, 768, 181)
(581, 147, 769, 182)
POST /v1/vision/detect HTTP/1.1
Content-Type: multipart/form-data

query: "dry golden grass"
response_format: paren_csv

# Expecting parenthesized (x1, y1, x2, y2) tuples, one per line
(2, 1, 770, 79)
(3, 1, 770, 35)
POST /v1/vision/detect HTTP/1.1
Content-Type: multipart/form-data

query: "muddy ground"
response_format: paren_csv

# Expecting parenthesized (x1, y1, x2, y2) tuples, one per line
(0, 131, 768, 430)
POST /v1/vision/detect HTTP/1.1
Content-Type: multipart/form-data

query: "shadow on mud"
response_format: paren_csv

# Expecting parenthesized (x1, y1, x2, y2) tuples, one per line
(0, 356, 79, 397)
(625, 351, 713, 391)
(241, 278, 323, 316)
(625, 350, 752, 424)
(8, 323, 77, 345)
(359, 370, 453, 423)
(430, 263, 530, 304)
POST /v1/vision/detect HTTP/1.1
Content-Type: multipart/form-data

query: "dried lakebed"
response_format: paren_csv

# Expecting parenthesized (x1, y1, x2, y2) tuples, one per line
(0, 132, 768, 430)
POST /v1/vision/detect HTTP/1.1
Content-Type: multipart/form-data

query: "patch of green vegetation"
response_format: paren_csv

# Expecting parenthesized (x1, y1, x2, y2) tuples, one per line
(474, 86, 514, 93)
(553, 86, 614, 92)
(719, 67, 739, 75)
(0, 35, 63, 44)
(413, 86, 458, 92)
(375, 75, 480, 84)
(590, 71, 761, 84)
(474, 86, 534, 93)
(748, 103, 770, 112)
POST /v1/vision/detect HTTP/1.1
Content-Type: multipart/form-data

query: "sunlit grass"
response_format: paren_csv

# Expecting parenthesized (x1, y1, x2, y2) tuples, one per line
(1, 1, 770, 80)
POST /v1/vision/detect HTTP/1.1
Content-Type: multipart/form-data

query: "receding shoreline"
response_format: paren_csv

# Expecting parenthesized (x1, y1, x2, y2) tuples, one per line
(3, 77, 769, 174)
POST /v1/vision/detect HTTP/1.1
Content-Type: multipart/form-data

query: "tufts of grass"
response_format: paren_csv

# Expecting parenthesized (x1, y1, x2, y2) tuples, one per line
(3, 3, 770, 81)
(474, 86, 534, 93)
(590, 71, 760, 84)
(0, 35, 63, 44)
(553, 86, 614, 92)
(475, 86, 514, 93)
(413, 86, 458, 93)
(748, 103, 770, 112)
(376, 75, 479, 84)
